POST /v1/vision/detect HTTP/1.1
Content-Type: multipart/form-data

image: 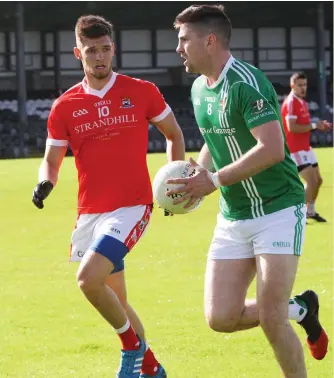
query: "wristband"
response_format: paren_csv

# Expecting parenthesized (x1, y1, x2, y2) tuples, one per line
(311, 122, 317, 130)
(210, 172, 221, 188)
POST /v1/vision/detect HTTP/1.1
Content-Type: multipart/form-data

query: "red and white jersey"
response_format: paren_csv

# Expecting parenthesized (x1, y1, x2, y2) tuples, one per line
(281, 92, 311, 153)
(47, 72, 171, 215)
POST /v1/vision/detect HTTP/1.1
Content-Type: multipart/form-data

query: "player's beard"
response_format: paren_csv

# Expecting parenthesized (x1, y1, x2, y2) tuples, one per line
(186, 63, 201, 75)
(184, 60, 196, 74)
(184, 55, 207, 75)
(91, 64, 112, 80)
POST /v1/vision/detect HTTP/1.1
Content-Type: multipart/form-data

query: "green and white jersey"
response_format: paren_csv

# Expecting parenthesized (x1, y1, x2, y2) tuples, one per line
(191, 56, 305, 221)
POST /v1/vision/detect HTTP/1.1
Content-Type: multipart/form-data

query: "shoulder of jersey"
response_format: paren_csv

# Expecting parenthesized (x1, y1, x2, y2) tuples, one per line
(52, 81, 84, 108)
(192, 75, 205, 90)
(234, 59, 270, 84)
(115, 73, 156, 89)
(285, 93, 296, 104)
(281, 93, 290, 102)
(235, 59, 264, 77)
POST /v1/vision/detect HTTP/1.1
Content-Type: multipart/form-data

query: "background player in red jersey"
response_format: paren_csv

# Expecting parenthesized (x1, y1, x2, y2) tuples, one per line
(32, 15, 185, 378)
(281, 72, 332, 222)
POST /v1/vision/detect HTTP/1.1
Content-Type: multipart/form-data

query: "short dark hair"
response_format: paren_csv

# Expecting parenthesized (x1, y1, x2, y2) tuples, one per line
(75, 15, 113, 43)
(291, 72, 307, 84)
(174, 4, 231, 47)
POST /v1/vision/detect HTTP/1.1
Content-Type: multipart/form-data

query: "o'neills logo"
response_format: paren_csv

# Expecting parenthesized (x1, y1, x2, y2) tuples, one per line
(75, 114, 137, 134)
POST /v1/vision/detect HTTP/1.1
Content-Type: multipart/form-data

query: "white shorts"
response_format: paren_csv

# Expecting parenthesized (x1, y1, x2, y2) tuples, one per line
(290, 148, 318, 171)
(70, 205, 152, 262)
(208, 204, 306, 260)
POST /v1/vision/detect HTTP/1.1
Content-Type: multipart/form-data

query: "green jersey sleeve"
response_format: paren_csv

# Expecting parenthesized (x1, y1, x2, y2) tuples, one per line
(237, 81, 280, 129)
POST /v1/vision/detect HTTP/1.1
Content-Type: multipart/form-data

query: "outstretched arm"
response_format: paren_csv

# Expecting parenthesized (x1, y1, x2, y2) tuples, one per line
(151, 111, 185, 162)
(32, 145, 67, 209)
(286, 118, 331, 133)
(39, 145, 67, 186)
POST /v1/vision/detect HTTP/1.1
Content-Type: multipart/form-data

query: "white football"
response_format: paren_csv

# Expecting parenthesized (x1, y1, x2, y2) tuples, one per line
(152, 160, 203, 215)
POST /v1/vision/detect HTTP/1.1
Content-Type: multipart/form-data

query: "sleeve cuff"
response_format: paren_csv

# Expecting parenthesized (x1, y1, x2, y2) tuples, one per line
(46, 139, 68, 147)
(149, 105, 171, 123)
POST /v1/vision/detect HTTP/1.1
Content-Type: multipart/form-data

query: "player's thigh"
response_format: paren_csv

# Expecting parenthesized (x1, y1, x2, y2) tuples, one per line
(252, 205, 306, 322)
(299, 164, 317, 186)
(205, 214, 256, 321)
(308, 148, 323, 185)
(205, 258, 256, 321)
(256, 254, 299, 324)
(77, 249, 115, 288)
(70, 214, 114, 286)
(86, 204, 152, 276)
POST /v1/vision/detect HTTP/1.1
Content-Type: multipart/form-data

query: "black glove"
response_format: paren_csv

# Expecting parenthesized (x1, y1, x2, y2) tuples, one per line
(32, 180, 54, 209)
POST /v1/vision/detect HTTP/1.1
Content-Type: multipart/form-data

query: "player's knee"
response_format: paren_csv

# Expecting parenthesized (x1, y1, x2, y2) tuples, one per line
(76, 268, 101, 298)
(317, 176, 323, 187)
(259, 307, 286, 336)
(206, 312, 239, 333)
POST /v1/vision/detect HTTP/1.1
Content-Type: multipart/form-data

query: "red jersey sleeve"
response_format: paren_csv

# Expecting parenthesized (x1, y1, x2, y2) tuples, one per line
(284, 96, 298, 121)
(145, 82, 171, 122)
(46, 100, 69, 147)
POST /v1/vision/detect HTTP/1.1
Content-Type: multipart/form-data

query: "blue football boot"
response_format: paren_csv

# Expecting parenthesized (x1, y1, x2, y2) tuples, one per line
(116, 336, 146, 378)
(140, 364, 167, 378)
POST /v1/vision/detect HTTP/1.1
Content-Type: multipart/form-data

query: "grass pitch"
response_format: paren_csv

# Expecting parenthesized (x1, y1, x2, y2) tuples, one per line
(0, 148, 332, 377)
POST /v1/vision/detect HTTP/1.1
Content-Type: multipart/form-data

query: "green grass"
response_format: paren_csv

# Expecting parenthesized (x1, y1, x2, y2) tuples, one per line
(0, 148, 333, 378)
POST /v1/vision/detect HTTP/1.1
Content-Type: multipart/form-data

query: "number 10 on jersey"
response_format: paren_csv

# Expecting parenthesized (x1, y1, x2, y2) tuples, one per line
(98, 106, 110, 118)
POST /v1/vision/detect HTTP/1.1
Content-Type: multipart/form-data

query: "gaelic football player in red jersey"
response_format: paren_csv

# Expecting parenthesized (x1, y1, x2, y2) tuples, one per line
(281, 72, 332, 222)
(32, 15, 185, 378)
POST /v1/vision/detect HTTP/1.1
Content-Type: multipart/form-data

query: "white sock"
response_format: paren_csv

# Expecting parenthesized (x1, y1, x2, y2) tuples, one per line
(288, 298, 308, 322)
(307, 202, 316, 215)
(115, 318, 131, 334)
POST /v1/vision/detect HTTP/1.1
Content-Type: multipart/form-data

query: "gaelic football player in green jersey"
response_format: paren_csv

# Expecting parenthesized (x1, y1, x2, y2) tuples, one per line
(167, 4, 329, 376)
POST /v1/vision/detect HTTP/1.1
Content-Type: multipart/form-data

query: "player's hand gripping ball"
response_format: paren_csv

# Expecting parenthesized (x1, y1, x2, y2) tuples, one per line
(152, 160, 203, 215)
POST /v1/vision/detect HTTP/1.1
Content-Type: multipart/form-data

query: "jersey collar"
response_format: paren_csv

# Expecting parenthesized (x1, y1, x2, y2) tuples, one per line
(206, 55, 235, 90)
(291, 91, 304, 105)
(82, 71, 117, 98)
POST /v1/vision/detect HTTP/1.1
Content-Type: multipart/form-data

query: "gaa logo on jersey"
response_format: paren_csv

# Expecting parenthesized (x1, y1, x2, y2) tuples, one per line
(252, 99, 265, 115)
(73, 109, 88, 117)
(120, 97, 134, 108)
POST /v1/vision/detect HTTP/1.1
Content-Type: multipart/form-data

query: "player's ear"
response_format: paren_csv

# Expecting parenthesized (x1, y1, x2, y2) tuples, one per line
(74, 47, 81, 60)
(206, 34, 216, 48)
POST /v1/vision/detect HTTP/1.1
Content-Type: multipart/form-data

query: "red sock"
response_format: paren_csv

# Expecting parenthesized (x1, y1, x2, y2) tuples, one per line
(141, 347, 160, 376)
(116, 320, 140, 351)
